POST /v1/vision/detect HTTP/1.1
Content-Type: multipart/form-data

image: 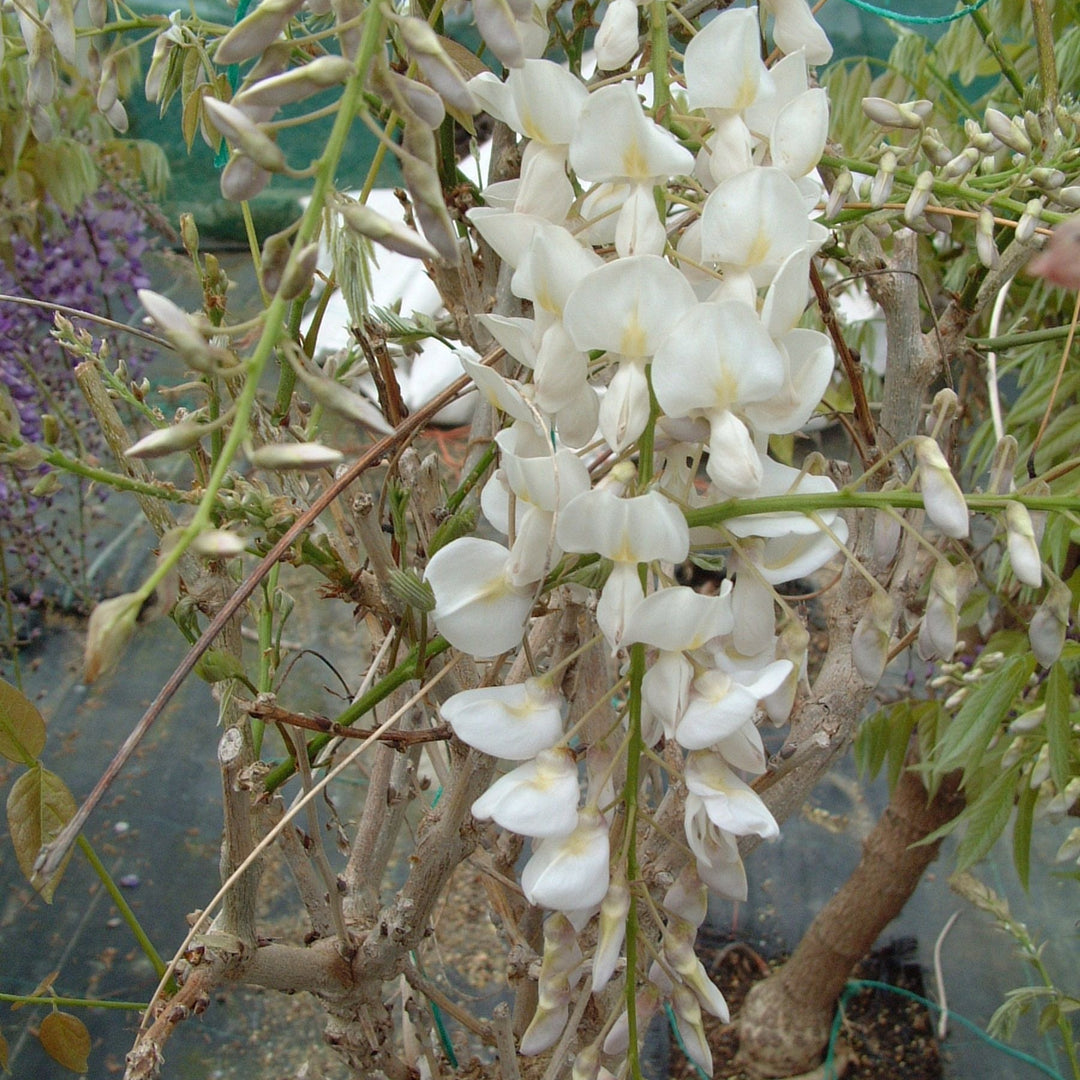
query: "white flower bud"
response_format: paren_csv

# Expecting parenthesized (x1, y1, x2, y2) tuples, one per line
(984, 107, 1032, 154)
(1008, 705, 1044, 734)
(1005, 501, 1042, 587)
(826, 169, 853, 219)
(400, 146, 460, 265)
(988, 435, 1018, 495)
(595, 0, 641, 71)
(125, 419, 211, 459)
(976, 206, 998, 269)
(1055, 186, 1080, 209)
(190, 529, 248, 558)
(1016, 197, 1044, 243)
(203, 97, 287, 172)
(913, 436, 969, 539)
(870, 149, 896, 208)
(1030, 167, 1066, 193)
(904, 170, 934, 226)
(248, 442, 344, 470)
(671, 985, 712, 1075)
(927, 388, 959, 434)
(941, 146, 980, 180)
(393, 15, 478, 114)
(917, 560, 959, 661)
(215, 0, 306, 65)
(1055, 827, 1080, 864)
(920, 128, 953, 167)
(472, 0, 525, 69)
(852, 589, 895, 686)
(1023, 110, 1044, 148)
(1029, 578, 1070, 667)
(592, 870, 630, 991)
(337, 198, 440, 261)
(84, 593, 143, 684)
(220, 154, 271, 201)
(234, 55, 355, 110)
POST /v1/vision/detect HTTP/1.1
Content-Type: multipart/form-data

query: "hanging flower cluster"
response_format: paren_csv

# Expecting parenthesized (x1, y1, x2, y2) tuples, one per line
(422, 1, 843, 1062)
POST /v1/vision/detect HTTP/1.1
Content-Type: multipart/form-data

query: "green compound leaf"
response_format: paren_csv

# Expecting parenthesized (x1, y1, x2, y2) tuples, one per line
(6, 765, 77, 902)
(0, 678, 47, 764)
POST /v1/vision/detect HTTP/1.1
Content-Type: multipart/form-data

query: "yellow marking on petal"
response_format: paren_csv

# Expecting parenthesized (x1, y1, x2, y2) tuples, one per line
(621, 140, 649, 181)
(747, 231, 771, 266)
(711, 371, 738, 411)
(620, 311, 648, 357)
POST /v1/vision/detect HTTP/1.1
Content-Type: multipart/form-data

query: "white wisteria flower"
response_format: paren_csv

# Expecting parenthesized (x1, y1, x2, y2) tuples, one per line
(685, 750, 780, 839)
(471, 747, 580, 836)
(521, 807, 611, 911)
(425, 537, 535, 656)
(440, 677, 565, 759)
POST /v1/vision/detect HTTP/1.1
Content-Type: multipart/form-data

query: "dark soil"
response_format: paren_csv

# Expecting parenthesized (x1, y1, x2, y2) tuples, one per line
(669, 933, 944, 1080)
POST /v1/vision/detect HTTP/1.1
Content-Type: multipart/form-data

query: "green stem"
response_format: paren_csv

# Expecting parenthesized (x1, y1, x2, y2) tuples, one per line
(649, 0, 670, 120)
(967, 2, 1026, 97)
(970, 325, 1078, 350)
(0, 993, 146, 1010)
(38, 446, 199, 503)
(76, 836, 169, 981)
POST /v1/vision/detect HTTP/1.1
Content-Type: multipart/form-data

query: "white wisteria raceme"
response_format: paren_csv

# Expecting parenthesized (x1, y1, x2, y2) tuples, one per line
(471, 747, 581, 836)
(685, 750, 780, 839)
(521, 807, 612, 911)
(558, 488, 690, 650)
(563, 254, 697, 451)
(440, 677, 564, 759)
(652, 299, 786, 496)
(425, 537, 534, 656)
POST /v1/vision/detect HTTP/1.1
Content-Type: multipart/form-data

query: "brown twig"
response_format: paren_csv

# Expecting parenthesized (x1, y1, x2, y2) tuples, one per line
(244, 699, 452, 746)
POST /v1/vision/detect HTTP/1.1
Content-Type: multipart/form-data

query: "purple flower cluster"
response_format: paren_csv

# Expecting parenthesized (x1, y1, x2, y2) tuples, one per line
(0, 185, 157, 618)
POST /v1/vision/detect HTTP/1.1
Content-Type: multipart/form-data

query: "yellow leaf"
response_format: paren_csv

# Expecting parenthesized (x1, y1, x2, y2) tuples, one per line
(0, 678, 47, 764)
(39, 1012, 91, 1073)
(6, 766, 77, 902)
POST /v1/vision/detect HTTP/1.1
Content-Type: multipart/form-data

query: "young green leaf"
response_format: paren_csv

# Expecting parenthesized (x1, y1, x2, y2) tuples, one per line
(954, 764, 1021, 874)
(0, 678, 47, 763)
(1012, 780, 1036, 891)
(1044, 661, 1073, 795)
(6, 765, 77, 902)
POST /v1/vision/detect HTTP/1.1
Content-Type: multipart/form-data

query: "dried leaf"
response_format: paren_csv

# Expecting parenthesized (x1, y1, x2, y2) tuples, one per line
(39, 1011, 91, 1073)
(6, 765, 77, 902)
(0, 677, 47, 763)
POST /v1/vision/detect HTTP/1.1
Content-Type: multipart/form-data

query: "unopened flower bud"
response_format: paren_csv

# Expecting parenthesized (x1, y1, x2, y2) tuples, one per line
(248, 442, 344, 470)
(870, 149, 896, 208)
(259, 229, 293, 295)
(520, 913, 581, 1055)
(918, 128, 952, 167)
(277, 242, 319, 300)
(861, 97, 929, 129)
(913, 436, 969, 539)
(234, 55, 354, 110)
(941, 146, 980, 180)
(84, 592, 143, 684)
(572, 1042, 603, 1080)
(1055, 186, 1080, 209)
(1005, 501, 1042, 587)
(927, 388, 959, 435)
(1016, 197, 1045, 243)
(664, 921, 729, 1020)
(190, 529, 248, 558)
(400, 147, 460, 265)
(984, 107, 1031, 154)
(215, 0, 306, 65)
(976, 206, 998, 268)
(203, 98, 287, 172)
(220, 153, 271, 201)
(1023, 110, 1044, 148)
(137, 289, 219, 370)
(392, 14, 478, 114)
(472, 0, 525, 69)
(826, 169, 853, 220)
(852, 589, 895, 686)
(1029, 578, 1070, 667)
(388, 569, 436, 612)
(337, 198, 440, 261)
(1030, 167, 1066, 193)
(125, 419, 212, 458)
(595, 0, 640, 71)
(872, 479, 904, 569)
(283, 346, 394, 433)
(671, 984, 712, 1075)
(904, 170, 934, 226)
(917, 560, 959, 661)
(42, 414, 60, 446)
(592, 870, 630, 992)
(180, 213, 200, 257)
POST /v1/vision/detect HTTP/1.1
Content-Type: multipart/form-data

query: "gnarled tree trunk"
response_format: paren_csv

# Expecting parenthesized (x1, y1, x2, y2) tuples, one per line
(735, 762, 964, 1077)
